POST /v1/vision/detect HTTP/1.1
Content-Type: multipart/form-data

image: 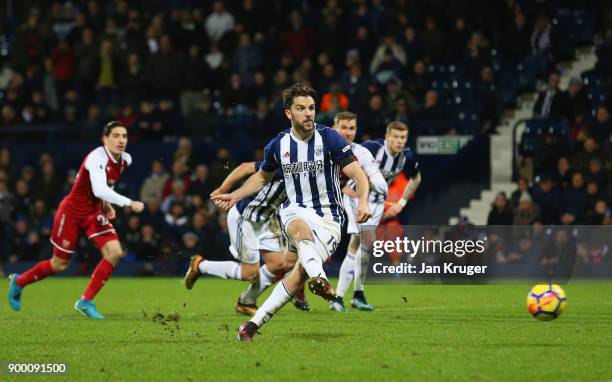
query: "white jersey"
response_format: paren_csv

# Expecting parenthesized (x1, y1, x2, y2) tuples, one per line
(347, 142, 388, 202)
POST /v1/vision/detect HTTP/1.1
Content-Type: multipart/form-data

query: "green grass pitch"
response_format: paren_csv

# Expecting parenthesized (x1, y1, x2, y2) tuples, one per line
(1, 278, 611, 381)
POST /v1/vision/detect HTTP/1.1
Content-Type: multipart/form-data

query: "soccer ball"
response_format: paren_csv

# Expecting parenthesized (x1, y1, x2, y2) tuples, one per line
(527, 284, 567, 321)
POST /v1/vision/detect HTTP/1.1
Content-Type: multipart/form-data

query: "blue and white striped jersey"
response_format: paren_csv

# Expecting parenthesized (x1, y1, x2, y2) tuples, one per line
(235, 161, 286, 223)
(261, 124, 355, 224)
(362, 139, 419, 185)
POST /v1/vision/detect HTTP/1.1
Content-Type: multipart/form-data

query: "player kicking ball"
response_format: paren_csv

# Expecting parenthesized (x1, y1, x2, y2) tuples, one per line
(7, 121, 144, 319)
(212, 83, 371, 341)
(330, 112, 388, 312)
(183, 160, 309, 314)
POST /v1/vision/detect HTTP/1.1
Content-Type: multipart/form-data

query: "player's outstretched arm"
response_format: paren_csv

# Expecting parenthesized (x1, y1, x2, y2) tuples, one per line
(342, 161, 371, 223)
(384, 172, 421, 219)
(211, 169, 274, 211)
(210, 161, 257, 197)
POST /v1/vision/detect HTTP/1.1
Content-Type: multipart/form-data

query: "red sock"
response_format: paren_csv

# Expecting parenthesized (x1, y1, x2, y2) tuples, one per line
(16, 259, 54, 288)
(82, 259, 114, 301)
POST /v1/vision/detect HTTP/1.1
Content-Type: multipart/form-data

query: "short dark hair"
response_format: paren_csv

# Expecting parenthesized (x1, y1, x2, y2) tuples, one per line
(283, 82, 317, 109)
(102, 120, 126, 137)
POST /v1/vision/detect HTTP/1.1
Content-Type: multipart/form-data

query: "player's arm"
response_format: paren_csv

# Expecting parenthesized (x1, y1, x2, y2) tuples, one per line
(384, 172, 421, 219)
(211, 169, 274, 211)
(86, 156, 144, 213)
(342, 160, 371, 223)
(210, 161, 257, 197)
(359, 149, 388, 195)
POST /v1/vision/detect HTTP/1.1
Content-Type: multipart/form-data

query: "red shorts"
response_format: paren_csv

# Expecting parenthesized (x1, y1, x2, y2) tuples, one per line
(50, 207, 119, 259)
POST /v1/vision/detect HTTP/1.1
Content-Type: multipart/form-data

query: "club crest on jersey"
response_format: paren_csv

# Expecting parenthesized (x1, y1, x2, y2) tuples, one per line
(283, 151, 290, 158)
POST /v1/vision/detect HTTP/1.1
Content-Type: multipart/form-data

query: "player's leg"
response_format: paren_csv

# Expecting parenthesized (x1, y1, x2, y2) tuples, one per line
(351, 200, 384, 311)
(8, 254, 71, 312)
(238, 250, 295, 307)
(238, 261, 309, 341)
(352, 230, 375, 311)
(75, 238, 124, 319)
(8, 209, 77, 312)
(331, 195, 358, 312)
(184, 207, 258, 289)
(331, 234, 359, 312)
(285, 218, 336, 300)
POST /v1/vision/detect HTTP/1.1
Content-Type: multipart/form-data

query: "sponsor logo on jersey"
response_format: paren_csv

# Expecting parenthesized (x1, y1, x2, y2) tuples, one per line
(282, 160, 324, 176)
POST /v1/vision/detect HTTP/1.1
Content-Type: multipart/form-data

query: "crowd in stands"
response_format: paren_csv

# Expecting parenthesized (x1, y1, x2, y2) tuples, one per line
(0, 0, 611, 269)
(2, 0, 606, 141)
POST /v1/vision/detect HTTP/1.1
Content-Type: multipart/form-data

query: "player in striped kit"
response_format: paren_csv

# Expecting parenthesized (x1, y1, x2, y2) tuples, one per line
(183, 160, 309, 314)
(329, 112, 389, 312)
(212, 83, 371, 341)
(335, 121, 421, 311)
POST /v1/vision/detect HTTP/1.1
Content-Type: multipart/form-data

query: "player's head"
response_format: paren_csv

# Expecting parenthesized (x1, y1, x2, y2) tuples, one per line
(102, 120, 128, 156)
(385, 121, 408, 154)
(283, 82, 316, 135)
(333, 111, 357, 143)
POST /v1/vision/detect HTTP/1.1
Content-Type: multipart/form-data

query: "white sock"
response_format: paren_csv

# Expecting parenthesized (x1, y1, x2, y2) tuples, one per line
(353, 246, 369, 291)
(250, 281, 293, 327)
(297, 240, 326, 279)
(199, 260, 241, 280)
(240, 265, 276, 304)
(336, 252, 355, 298)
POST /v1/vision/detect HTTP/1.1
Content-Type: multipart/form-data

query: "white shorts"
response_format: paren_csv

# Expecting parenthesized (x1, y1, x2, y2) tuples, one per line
(227, 206, 284, 264)
(279, 204, 341, 262)
(343, 194, 385, 235)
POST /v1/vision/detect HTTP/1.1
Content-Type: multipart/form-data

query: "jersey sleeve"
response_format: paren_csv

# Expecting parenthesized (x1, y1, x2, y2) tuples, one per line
(326, 128, 355, 167)
(360, 140, 380, 157)
(355, 145, 379, 177)
(85, 153, 132, 207)
(403, 149, 420, 178)
(261, 138, 279, 172)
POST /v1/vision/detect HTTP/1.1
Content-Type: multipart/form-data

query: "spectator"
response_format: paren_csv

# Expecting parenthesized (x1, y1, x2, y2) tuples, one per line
(161, 179, 192, 215)
(487, 192, 514, 225)
(146, 35, 183, 99)
(502, 10, 530, 63)
(531, 175, 562, 224)
(119, 53, 146, 106)
(136, 224, 160, 260)
(406, 60, 430, 105)
(369, 34, 407, 77)
(162, 160, 191, 199)
(533, 72, 568, 119)
(209, 148, 236, 188)
(187, 97, 223, 137)
(351, 26, 376, 71)
(571, 137, 604, 173)
(163, 201, 190, 242)
(94, 40, 121, 112)
(587, 106, 612, 144)
(140, 160, 169, 204)
(421, 16, 446, 62)
(560, 172, 587, 224)
(283, 10, 314, 61)
(141, 199, 165, 233)
(319, 83, 349, 116)
(556, 157, 572, 188)
(566, 77, 590, 124)
(33, 160, 63, 207)
(513, 191, 540, 225)
(189, 164, 212, 200)
(205, 1, 235, 43)
(360, 94, 389, 139)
